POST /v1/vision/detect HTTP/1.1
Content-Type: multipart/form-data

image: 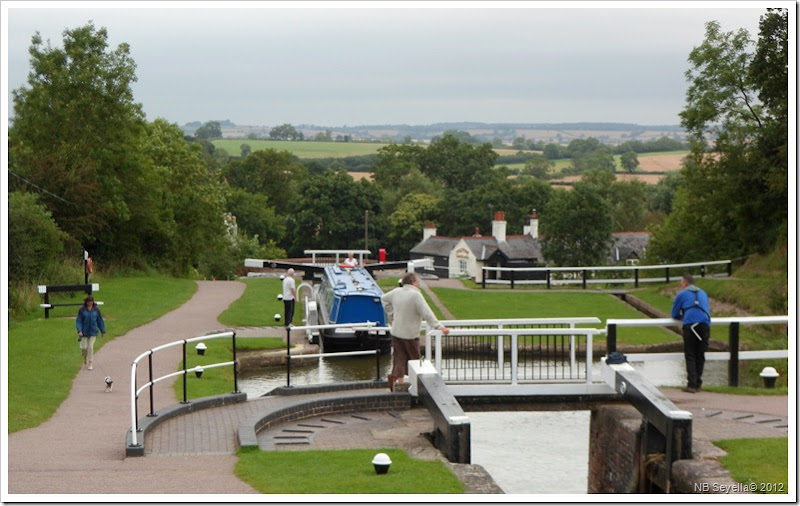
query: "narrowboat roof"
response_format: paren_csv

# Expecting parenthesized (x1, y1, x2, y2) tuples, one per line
(324, 265, 384, 297)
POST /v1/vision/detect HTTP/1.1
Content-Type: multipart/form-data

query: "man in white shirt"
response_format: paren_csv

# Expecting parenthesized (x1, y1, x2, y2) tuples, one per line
(381, 272, 449, 391)
(282, 268, 296, 327)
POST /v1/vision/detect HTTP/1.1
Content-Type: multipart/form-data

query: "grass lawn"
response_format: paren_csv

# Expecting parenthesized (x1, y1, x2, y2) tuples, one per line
(432, 288, 678, 346)
(714, 438, 789, 493)
(217, 277, 299, 327)
(176, 336, 286, 400)
(7, 276, 197, 433)
(235, 447, 463, 494)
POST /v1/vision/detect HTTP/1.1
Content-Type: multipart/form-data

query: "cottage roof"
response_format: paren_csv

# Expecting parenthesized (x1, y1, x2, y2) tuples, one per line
(412, 234, 541, 262)
(501, 235, 542, 261)
(609, 232, 649, 262)
(410, 236, 459, 257)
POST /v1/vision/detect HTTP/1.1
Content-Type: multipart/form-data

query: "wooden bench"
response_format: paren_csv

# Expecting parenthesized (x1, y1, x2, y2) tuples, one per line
(38, 283, 101, 318)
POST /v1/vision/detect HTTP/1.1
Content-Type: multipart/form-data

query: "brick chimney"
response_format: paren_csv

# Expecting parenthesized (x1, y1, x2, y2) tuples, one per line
(423, 222, 437, 241)
(523, 209, 539, 239)
(492, 211, 507, 242)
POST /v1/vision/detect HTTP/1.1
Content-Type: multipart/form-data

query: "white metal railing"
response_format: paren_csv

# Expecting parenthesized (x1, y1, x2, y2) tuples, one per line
(129, 331, 236, 448)
(482, 259, 732, 288)
(304, 249, 371, 266)
(427, 327, 603, 386)
(605, 315, 789, 386)
(605, 316, 790, 360)
(423, 317, 602, 362)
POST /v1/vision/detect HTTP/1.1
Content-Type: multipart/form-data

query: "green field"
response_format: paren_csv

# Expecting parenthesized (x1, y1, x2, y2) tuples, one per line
(213, 139, 387, 158)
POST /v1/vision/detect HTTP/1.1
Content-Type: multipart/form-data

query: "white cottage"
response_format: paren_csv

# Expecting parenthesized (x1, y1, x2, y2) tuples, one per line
(410, 211, 543, 282)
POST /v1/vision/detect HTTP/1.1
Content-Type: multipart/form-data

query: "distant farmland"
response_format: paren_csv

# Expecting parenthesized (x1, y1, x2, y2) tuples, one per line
(212, 139, 685, 185)
(212, 139, 387, 158)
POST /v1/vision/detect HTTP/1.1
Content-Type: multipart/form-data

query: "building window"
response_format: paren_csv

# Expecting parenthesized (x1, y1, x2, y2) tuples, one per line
(459, 259, 467, 274)
(626, 258, 640, 266)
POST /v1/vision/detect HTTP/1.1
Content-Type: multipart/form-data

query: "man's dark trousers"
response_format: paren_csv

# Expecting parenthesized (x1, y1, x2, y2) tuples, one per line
(284, 299, 295, 326)
(683, 322, 710, 389)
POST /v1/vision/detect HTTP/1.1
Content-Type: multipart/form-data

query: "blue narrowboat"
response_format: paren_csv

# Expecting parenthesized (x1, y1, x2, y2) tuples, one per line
(313, 265, 391, 352)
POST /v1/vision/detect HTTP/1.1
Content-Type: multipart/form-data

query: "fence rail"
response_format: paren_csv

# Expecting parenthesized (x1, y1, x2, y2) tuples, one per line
(606, 315, 789, 386)
(427, 327, 603, 386)
(481, 260, 732, 289)
(129, 330, 238, 448)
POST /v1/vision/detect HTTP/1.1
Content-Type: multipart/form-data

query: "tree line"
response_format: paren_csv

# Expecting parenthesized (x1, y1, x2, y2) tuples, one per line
(8, 11, 787, 314)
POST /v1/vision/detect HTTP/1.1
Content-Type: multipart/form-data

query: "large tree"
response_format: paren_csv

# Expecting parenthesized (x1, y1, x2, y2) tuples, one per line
(650, 10, 788, 262)
(284, 170, 383, 256)
(9, 23, 147, 254)
(222, 148, 307, 215)
(541, 182, 613, 267)
(419, 134, 498, 192)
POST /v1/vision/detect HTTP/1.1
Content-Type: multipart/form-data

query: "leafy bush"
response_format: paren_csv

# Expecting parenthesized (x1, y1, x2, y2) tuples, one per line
(8, 192, 65, 282)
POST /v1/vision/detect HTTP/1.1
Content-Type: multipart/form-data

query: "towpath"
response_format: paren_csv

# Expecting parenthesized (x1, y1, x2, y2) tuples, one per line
(7, 281, 259, 495)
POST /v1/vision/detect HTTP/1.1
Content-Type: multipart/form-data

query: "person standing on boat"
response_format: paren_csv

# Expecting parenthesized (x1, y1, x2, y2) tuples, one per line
(342, 251, 358, 268)
(671, 273, 711, 393)
(381, 272, 449, 391)
(282, 268, 296, 327)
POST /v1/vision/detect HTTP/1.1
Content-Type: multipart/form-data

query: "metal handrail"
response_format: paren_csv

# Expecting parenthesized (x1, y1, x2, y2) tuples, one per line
(282, 322, 380, 387)
(129, 331, 236, 448)
(428, 327, 601, 385)
(481, 259, 732, 289)
(423, 317, 601, 363)
(483, 260, 732, 273)
(605, 315, 789, 386)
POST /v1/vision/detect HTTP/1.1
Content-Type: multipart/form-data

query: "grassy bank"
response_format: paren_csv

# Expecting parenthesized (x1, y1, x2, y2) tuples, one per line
(7, 276, 197, 433)
(175, 336, 285, 400)
(235, 447, 463, 494)
(432, 288, 677, 346)
(217, 277, 296, 327)
(715, 438, 788, 493)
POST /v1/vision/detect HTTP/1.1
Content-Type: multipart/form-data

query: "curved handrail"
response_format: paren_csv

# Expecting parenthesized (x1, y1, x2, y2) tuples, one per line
(129, 331, 235, 448)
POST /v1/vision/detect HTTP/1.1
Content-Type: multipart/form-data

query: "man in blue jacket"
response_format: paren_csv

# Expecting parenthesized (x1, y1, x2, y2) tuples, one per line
(671, 273, 711, 393)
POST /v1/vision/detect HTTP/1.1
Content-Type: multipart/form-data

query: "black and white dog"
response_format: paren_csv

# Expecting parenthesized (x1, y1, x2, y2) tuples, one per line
(104, 376, 113, 393)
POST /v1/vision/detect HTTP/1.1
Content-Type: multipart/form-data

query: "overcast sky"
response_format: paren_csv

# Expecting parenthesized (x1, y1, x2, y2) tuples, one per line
(2, 1, 782, 128)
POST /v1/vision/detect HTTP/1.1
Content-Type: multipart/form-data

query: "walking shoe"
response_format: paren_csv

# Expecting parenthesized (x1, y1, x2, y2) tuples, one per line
(681, 386, 696, 393)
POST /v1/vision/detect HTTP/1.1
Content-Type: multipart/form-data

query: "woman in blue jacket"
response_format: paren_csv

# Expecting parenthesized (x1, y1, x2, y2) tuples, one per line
(671, 273, 711, 393)
(75, 295, 106, 370)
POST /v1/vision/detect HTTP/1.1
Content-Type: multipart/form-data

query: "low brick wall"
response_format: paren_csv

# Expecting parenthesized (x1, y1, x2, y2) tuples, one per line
(588, 403, 747, 494)
(588, 404, 643, 493)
